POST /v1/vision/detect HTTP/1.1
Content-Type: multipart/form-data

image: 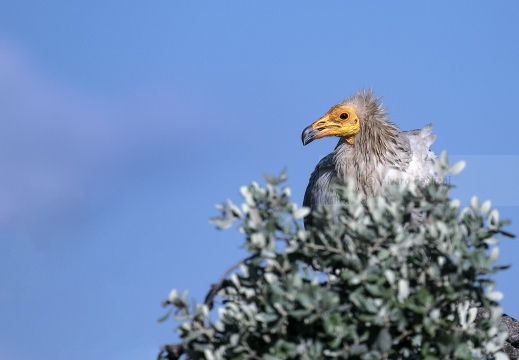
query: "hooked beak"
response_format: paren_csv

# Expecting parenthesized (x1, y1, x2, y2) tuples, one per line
(302, 114, 336, 146)
(301, 125, 321, 146)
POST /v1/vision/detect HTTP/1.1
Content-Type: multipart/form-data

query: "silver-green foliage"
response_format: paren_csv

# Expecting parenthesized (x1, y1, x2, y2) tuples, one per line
(160, 154, 511, 360)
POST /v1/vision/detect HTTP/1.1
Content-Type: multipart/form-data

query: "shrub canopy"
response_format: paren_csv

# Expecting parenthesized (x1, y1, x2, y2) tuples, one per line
(160, 154, 511, 360)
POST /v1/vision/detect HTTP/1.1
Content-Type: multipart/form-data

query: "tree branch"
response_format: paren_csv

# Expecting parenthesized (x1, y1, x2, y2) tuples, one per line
(204, 255, 254, 310)
(158, 343, 185, 360)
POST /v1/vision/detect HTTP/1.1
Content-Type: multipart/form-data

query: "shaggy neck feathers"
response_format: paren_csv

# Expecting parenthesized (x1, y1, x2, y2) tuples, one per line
(333, 90, 410, 196)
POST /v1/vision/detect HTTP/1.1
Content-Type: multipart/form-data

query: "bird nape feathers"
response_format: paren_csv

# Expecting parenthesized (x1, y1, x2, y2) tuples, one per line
(302, 89, 440, 223)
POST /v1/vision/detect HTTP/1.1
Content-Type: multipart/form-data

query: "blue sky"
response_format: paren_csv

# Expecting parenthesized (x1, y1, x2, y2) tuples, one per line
(1, 1, 519, 359)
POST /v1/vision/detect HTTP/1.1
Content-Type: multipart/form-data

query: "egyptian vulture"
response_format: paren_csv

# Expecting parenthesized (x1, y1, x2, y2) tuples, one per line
(302, 89, 439, 220)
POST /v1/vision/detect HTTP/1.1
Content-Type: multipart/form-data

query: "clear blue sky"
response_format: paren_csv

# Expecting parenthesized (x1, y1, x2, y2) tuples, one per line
(1, 2, 519, 359)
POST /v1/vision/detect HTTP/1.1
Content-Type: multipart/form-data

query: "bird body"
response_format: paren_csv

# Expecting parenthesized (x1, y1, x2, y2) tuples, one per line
(302, 90, 439, 215)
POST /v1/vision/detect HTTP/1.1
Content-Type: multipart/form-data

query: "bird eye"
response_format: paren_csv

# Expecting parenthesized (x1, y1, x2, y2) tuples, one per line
(340, 113, 349, 120)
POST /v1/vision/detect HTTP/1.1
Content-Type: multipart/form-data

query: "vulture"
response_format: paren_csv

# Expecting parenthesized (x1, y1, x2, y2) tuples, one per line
(302, 89, 439, 219)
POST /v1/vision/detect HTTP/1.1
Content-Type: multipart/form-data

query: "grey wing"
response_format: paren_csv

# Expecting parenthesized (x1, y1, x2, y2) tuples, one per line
(303, 153, 342, 227)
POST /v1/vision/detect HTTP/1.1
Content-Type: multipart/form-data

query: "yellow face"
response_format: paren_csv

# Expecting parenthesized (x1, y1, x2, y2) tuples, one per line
(302, 105, 361, 146)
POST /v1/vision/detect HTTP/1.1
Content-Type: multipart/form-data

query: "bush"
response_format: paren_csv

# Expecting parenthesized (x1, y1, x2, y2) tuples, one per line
(159, 155, 512, 360)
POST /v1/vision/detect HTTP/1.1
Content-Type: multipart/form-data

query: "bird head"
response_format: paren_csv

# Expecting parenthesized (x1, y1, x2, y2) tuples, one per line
(302, 104, 361, 146)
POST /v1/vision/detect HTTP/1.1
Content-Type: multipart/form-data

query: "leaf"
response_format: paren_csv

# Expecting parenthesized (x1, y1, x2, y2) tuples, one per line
(263, 169, 287, 186)
(264, 355, 282, 360)
(440, 150, 448, 165)
(480, 200, 491, 214)
(489, 209, 500, 228)
(293, 207, 311, 219)
(467, 307, 477, 324)
(489, 247, 500, 263)
(384, 270, 396, 285)
(374, 329, 392, 352)
(486, 291, 503, 301)
(366, 283, 384, 297)
(494, 352, 510, 360)
(168, 289, 179, 303)
(398, 279, 410, 301)
(449, 160, 466, 175)
(158, 309, 172, 322)
(450, 198, 460, 208)
(240, 186, 255, 205)
(204, 349, 215, 360)
(228, 200, 242, 218)
(255, 313, 279, 323)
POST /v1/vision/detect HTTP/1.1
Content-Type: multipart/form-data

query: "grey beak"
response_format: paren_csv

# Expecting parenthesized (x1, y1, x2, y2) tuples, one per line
(302, 125, 320, 146)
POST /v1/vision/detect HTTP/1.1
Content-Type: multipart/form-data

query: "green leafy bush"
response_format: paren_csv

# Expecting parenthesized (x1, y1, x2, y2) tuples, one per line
(159, 154, 511, 360)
